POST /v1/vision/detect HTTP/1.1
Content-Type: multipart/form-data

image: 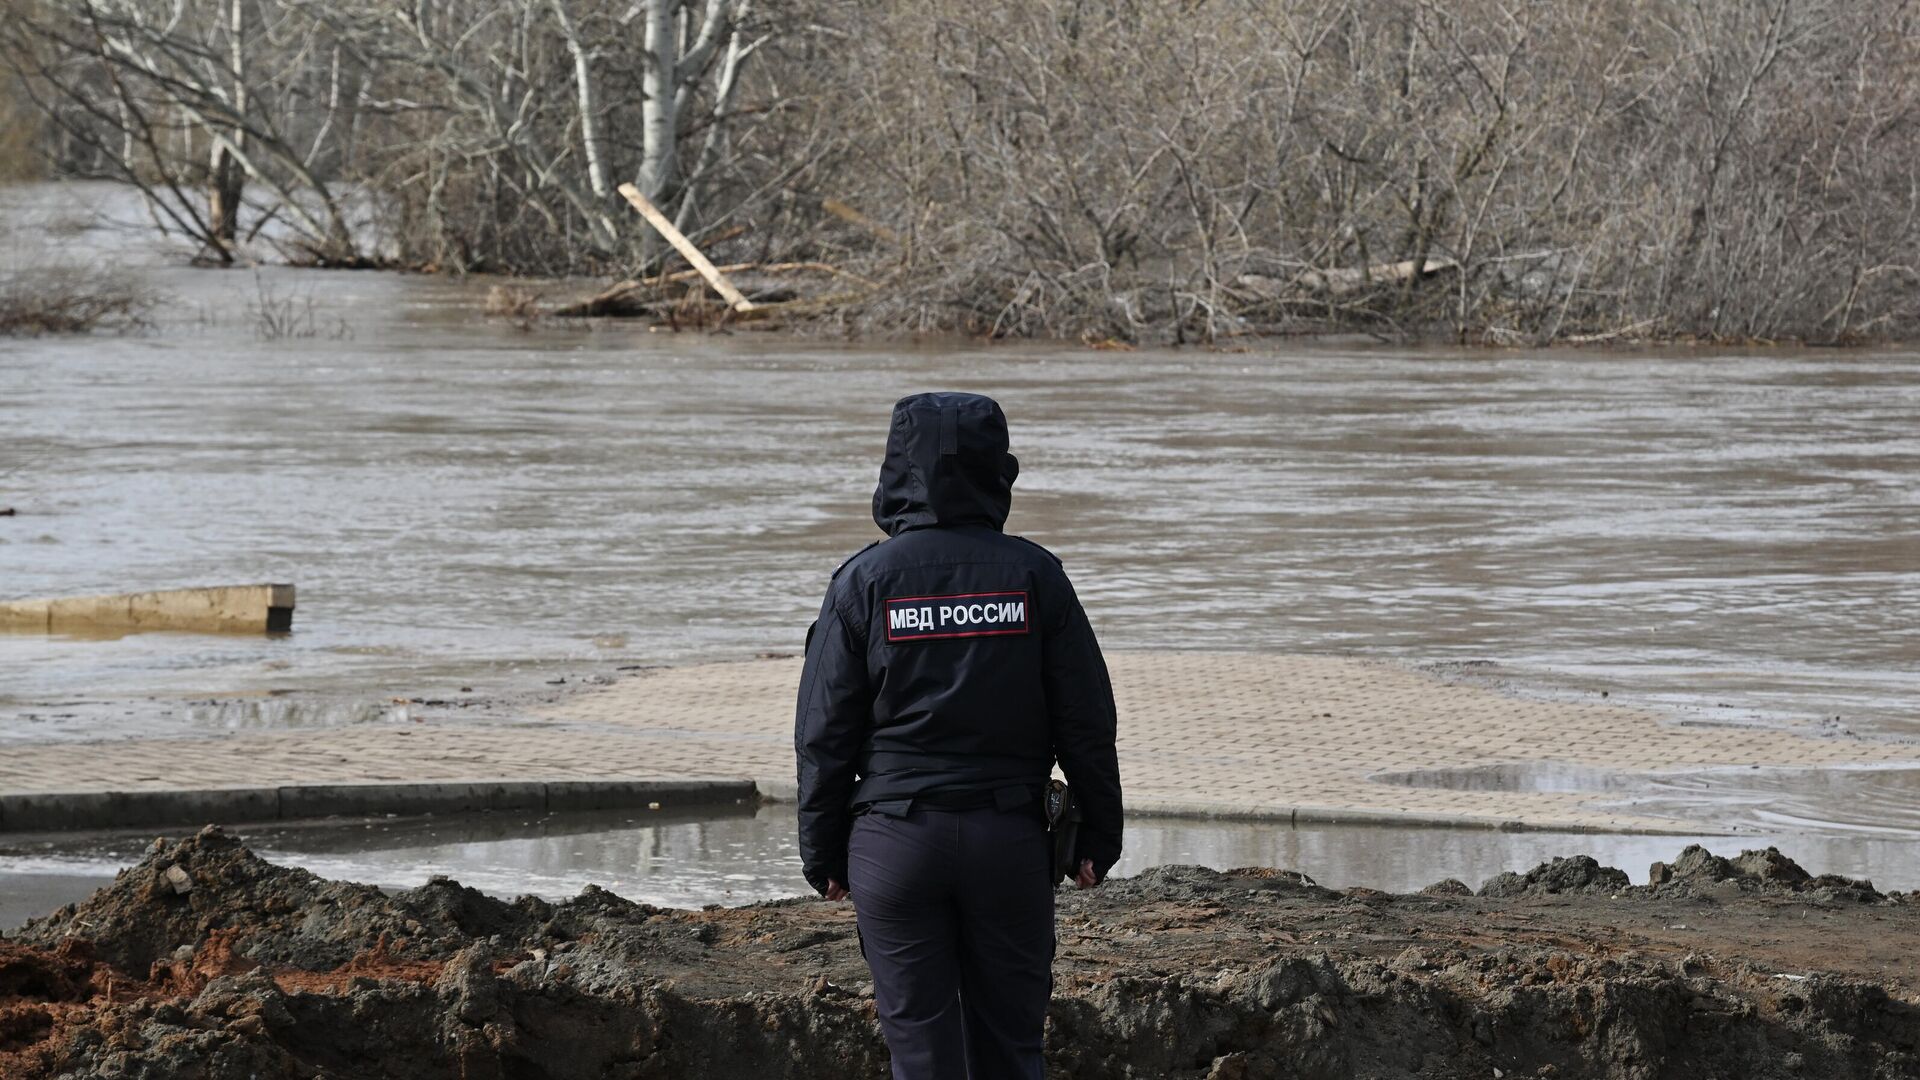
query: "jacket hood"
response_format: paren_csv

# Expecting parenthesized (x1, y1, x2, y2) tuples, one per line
(873, 392, 1019, 536)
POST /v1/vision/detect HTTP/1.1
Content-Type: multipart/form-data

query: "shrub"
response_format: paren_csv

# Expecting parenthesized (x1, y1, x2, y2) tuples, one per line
(0, 264, 154, 335)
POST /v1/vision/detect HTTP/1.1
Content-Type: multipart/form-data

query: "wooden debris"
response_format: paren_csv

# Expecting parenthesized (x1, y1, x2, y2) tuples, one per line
(1564, 319, 1659, 345)
(1237, 258, 1458, 300)
(549, 188, 886, 324)
(616, 183, 755, 313)
(552, 263, 874, 319)
(821, 197, 901, 246)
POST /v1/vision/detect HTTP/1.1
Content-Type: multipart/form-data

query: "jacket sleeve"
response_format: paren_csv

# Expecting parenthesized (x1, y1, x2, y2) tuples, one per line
(794, 581, 871, 895)
(1042, 570, 1124, 881)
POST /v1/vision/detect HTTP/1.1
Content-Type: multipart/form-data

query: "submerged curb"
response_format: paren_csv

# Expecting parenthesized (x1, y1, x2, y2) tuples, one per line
(753, 776, 1708, 835)
(1113, 797, 1708, 835)
(0, 778, 755, 833)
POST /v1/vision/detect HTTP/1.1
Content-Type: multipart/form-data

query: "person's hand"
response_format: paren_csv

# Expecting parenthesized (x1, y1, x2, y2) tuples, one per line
(1074, 859, 1098, 889)
(824, 879, 848, 901)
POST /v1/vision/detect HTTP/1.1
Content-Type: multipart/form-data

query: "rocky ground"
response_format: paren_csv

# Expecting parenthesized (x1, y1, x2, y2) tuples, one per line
(1, 828, 1916, 1079)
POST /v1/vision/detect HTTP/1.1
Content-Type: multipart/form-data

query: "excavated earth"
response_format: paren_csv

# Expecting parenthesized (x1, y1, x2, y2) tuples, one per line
(2, 828, 1917, 1078)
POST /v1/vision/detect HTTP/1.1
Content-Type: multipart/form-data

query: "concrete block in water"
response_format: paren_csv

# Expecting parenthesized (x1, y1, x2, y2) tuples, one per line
(0, 584, 295, 635)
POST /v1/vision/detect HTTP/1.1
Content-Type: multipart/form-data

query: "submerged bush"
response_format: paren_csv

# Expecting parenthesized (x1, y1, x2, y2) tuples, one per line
(0, 265, 155, 336)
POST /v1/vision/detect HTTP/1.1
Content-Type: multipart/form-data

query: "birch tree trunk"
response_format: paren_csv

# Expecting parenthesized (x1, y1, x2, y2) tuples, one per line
(551, 0, 619, 245)
(637, 0, 678, 206)
(553, 0, 608, 199)
(673, 0, 756, 236)
(206, 0, 246, 250)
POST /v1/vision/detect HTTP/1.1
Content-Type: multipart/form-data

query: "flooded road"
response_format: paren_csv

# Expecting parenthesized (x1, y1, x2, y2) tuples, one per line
(5, 185, 1917, 743)
(7, 804, 1920, 929)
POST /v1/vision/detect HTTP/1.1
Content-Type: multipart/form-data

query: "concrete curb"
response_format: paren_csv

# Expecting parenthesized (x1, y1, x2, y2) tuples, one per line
(0, 778, 756, 833)
(1118, 798, 1717, 836)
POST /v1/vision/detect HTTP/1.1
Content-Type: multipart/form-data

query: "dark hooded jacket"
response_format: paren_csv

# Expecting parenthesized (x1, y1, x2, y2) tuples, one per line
(794, 392, 1124, 895)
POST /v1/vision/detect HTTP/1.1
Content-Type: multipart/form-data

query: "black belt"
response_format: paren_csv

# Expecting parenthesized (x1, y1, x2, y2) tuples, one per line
(857, 784, 1038, 818)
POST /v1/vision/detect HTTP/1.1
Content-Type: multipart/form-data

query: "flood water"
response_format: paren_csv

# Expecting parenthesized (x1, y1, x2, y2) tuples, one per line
(6, 803, 1920, 930)
(5, 182, 1920, 908)
(4, 182, 1917, 745)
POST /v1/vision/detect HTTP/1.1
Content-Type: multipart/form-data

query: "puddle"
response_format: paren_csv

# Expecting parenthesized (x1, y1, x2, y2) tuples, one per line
(6, 804, 1919, 930)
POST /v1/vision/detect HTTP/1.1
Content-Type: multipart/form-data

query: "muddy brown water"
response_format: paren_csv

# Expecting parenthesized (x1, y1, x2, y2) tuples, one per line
(4, 182, 1920, 881)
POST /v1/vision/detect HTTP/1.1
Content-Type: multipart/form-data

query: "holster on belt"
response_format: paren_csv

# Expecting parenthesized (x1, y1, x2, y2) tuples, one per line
(1045, 778, 1082, 883)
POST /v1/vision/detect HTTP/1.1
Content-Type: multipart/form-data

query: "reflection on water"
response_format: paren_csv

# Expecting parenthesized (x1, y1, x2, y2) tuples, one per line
(3, 183, 1918, 742)
(1377, 762, 1920, 836)
(4, 803, 1917, 930)
(1618, 765, 1920, 838)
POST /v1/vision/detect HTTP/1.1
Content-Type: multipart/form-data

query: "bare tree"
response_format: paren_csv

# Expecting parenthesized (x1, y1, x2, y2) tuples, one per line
(6, 0, 762, 273)
(4, 0, 362, 262)
(7, 0, 1915, 342)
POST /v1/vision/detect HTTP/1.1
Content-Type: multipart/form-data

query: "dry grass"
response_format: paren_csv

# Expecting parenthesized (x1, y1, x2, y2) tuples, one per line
(483, 285, 544, 319)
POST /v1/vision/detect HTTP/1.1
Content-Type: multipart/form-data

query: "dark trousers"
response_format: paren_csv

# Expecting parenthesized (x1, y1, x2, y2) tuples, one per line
(848, 804, 1054, 1080)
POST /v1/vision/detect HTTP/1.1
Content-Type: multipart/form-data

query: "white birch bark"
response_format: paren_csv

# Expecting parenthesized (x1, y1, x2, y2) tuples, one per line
(674, 0, 757, 235)
(637, 0, 679, 204)
(551, 0, 609, 198)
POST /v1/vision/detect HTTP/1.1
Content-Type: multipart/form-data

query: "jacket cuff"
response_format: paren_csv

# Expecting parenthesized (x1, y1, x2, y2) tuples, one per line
(1079, 845, 1120, 884)
(803, 865, 847, 896)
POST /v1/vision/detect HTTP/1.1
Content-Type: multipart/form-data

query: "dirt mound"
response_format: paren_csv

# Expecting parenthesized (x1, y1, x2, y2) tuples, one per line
(3, 832, 1918, 1078)
(1470, 846, 1887, 904)
(16, 825, 539, 973)
(1476, 854, 1630, 898)
(1094, 864, 1342, 904)
(1647, 845, 1884, 902)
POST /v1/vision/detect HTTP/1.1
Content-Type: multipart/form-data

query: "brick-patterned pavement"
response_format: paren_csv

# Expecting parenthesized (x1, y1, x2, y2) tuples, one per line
(7, 653, 1910, 833)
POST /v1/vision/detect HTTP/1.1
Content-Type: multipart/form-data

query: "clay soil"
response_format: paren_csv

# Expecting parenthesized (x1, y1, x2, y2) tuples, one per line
(1, 827, 1916, 1079)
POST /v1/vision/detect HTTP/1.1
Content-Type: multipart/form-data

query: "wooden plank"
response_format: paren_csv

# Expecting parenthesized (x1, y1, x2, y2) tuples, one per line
(616, 183, 756, 313)
(551, 260, 879, 319)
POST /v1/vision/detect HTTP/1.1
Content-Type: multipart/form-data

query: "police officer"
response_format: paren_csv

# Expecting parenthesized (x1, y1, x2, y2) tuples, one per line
(795, 392, 1124, 1080)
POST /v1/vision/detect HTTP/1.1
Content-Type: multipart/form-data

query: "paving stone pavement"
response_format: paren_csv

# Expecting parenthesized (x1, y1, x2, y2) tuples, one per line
(6, 653, 1912, 833)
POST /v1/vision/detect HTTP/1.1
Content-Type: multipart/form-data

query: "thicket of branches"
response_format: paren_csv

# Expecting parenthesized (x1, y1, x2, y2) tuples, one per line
(3, 0, 763, 271)
(6, 0, 1919, 343)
